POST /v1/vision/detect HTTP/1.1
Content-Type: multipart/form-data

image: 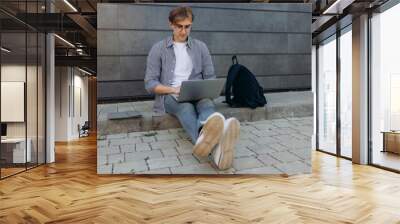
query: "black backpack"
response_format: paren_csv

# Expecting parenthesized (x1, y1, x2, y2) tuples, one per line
(225, 55, 267, 109)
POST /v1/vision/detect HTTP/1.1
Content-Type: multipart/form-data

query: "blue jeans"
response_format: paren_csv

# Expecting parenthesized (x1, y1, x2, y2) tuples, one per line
(164, 95, 216, 144)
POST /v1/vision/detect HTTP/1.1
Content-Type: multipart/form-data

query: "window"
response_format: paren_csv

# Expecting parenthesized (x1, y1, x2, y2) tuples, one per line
(0, 2, 46, 179)
(339, 27, 352, 158)
(370, 3, 400, 171)
(317, 35, 337, 154)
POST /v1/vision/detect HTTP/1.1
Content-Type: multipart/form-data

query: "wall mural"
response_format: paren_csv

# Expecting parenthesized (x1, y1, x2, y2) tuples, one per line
(97, 3, 313, 175)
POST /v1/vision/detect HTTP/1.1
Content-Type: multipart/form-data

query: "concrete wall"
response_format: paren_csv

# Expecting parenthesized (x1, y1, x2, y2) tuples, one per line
(97, 3, 312, 101)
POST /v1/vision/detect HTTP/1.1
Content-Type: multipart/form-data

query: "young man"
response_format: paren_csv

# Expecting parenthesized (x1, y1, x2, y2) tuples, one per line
(144, 6, 240, 170)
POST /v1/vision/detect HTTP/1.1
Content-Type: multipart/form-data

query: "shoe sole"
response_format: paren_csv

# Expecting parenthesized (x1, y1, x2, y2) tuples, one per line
(217, 118, 240, 170)
(192, 114, 224, 157)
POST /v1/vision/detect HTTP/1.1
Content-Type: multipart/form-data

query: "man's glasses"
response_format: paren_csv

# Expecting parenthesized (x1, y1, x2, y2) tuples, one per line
(173, 23, 192, 31)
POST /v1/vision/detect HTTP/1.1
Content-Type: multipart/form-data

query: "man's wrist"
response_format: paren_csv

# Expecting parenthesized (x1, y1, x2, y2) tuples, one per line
(169, 86, 177, 94)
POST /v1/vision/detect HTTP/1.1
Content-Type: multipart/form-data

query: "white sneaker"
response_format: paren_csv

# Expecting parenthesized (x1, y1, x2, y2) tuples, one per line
(192, 112, 225, 157)
(212, 117, 240, 170)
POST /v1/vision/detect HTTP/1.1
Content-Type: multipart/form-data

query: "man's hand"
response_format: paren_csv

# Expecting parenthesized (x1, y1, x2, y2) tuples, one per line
(171, 86, 181, 95)
(152, 84, 181, 95)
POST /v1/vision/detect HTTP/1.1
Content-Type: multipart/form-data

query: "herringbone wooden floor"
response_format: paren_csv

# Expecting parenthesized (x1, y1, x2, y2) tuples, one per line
(1, 135, 400, 224)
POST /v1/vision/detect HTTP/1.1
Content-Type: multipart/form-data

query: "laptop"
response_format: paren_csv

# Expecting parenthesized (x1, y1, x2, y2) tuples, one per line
(171, 79, 225, 102)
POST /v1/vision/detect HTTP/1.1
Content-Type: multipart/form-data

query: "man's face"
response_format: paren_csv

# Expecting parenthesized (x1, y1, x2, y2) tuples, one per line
(170, 17, 192, 42)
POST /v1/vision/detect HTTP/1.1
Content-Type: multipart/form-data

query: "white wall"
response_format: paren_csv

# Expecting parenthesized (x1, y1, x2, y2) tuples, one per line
(1, 65, 29, 138)
(71, 71, 89, 139)
(1, 66, 26, 133)
(1, 82, 25, 122)
(55, 67, 70, 141)
(1, 65, 26, 81)
(55, 67, 89, 141)
(2, 63, 46, 164)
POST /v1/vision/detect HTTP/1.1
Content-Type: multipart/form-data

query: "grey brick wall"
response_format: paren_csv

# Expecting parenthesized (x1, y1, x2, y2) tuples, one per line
(97, 3, 312, 101)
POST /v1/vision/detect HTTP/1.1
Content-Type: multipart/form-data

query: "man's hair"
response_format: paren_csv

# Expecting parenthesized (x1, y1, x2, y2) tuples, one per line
(169, 6, 194, 23)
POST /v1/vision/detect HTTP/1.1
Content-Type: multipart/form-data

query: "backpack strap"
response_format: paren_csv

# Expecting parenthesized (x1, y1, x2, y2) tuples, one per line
(225, 64, 241, 106)
(232, 55, 238, 65)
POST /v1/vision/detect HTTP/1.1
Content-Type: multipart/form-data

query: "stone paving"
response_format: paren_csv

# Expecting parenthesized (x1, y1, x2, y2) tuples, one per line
(97, 116, 313, 175)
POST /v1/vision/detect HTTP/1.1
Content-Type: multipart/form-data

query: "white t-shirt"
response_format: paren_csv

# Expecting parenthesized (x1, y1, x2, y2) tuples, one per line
(171, 42, 193, 87)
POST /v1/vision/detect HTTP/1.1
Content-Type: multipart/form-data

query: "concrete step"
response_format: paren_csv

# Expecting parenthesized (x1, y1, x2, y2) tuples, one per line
(97, 91, 313, 136)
